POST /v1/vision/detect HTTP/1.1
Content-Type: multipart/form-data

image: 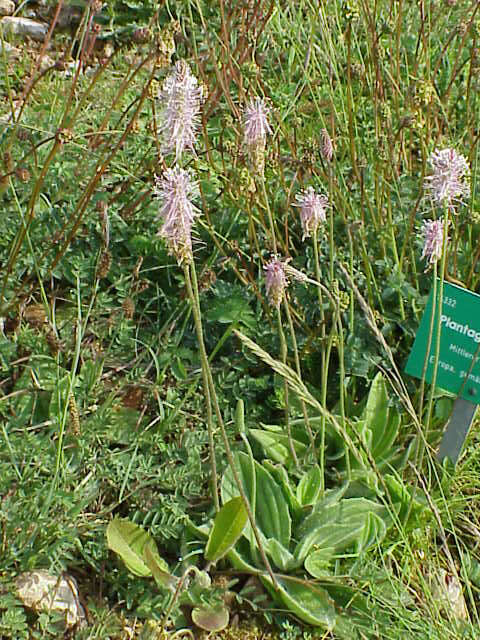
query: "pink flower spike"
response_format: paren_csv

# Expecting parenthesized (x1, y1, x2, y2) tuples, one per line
(154, 167, 199, 265)
(424, 148, 470, 210)
(294, 187, 329, 239)
(264, 258, 287, 308)
(243, 97, 272, 146)
(158, 61, 203, 160)
(421, 219, 446, 264)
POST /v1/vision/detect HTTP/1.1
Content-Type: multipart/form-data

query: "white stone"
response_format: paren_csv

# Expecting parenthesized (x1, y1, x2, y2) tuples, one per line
(16, 571, 87, 629)
(0, 0, 15, 16)
(0, 40, 20, 58)
(0, 16, 48, 40)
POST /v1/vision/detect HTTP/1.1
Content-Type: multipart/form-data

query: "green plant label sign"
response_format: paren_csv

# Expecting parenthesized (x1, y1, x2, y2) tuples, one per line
(405, 282, 480, 403)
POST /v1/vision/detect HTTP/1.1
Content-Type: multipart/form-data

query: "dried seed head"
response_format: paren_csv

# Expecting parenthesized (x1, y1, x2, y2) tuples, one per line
(320, 128, 334, 162)
(421, 218, 446, 264)
(133, 256, 143, 280)
(122, 297, 135, 319)
(16, 167, 30, 183)
(133, 27, 150, 43)
(97, 249, 112, 279)
(3, 151, 13, 173)
(98, 202, 110, 248)
(199, 268, 217, 292)
(294, 187, 329, 239)
(424, 148, 470, 210)
(158, 61, 203, 160)
(56, 128, 74, 145)
(16, 128, 30, 141)
(136, 279, 150, 293)
(45, 327, 61, 356)
(154, 167, 199, 265)
(69, 393, 80, 436)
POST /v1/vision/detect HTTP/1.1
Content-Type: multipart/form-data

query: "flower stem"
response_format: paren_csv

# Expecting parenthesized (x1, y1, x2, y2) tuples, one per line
(421, 209, 449, 469)
(283, 299, 316, 457)
(187, 262, 278, 587)
(312, 228, 327, 493)
(183, 262, 219, 512)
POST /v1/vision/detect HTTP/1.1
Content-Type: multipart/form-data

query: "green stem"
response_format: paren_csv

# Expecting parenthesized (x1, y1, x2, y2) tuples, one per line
(283, 299, 316, 457)
(260, 178, 278, 254)
(313, 228, 327, 493)
(277, 305, 298, 468)
(183, 263, 219, 512)
(188, 262, 278, 586)
(421, 210, 449, 469)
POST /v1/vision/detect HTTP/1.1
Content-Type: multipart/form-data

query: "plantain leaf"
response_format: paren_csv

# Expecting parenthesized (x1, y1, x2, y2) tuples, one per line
(264, 538, 298, 571)
(358, 512, 387, 551)
(384, 473, 429, 526)
(255, 459, 291, 546)
(373, 412, 400, 464)
(192, 604, 229, 632)
(205, 497, 248, 563)
(143, 539, 177, 589)
(295, 498, 389, 562)
(249, 428, 307, 466)
(107, 518, 159, 577)
(263, 461, 303, 520)
(362, 372, 389, 449)
(262, 575, 336, 629)
(221, 450, 257, 552)
(296, 464, 322, 506)
(221, 452, 291, 548)
(221, 452, 255, 509)
(304, 547, 335, 578)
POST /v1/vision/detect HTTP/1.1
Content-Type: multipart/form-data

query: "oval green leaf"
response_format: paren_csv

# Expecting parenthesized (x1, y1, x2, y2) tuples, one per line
(106, 518, 158, 577)
(262, 575, 336, 629)
(192, 605, 229, 632)
(205, 497, 248, 563)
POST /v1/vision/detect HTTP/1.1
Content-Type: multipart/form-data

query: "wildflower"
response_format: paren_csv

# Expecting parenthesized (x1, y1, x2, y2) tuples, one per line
(424, 148, 470, 210)
(421, 218, 446, 264)
(294, 187, 329, 238)
(320, 128, 334, 162)
(243, 97, 272, 145)
(264, 258, 287, 308)
(243, 97, 272, 175)
(158, 61, 203, 160)
(154, 167, 199, 265)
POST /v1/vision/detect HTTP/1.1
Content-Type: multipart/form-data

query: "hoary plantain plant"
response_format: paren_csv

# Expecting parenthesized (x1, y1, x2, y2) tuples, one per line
(107, 463, 390, 635)
(106, 496, 248, 634)
(107, 374, 431, 636)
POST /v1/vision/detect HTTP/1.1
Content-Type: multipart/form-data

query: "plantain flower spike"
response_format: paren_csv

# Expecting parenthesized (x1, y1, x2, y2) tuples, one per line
(421, 218, 446, 265)
(154, 167, 199, 265)
(243, 96, 272, 175)
(424, 148, 470, 211)
(158, 60, 203, 160)
(294, 187, 329, 239)
(264, 258, 287, 308)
